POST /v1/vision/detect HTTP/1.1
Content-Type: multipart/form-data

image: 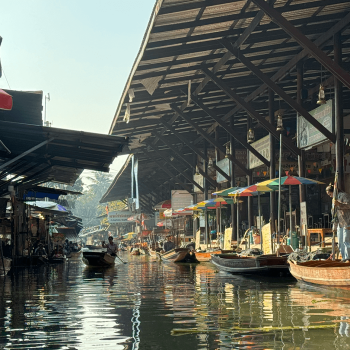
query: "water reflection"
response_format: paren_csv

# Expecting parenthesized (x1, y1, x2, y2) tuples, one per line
(0, 255, 349, 349)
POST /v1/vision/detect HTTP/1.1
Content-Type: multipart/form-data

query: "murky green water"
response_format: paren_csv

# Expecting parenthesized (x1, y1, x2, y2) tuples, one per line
(0, 254, 350, 349)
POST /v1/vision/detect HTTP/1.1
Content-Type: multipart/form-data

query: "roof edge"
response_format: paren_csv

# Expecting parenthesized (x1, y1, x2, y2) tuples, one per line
(108, 0, 165, 135)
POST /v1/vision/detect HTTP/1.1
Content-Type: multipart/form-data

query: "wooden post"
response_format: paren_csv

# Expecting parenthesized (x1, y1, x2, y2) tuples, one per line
(334, 31, 344, 190)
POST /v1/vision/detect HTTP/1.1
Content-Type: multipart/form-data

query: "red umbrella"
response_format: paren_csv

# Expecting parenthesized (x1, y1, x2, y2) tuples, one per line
(0, 89, 12, 110)
(153, 199, 171, 210)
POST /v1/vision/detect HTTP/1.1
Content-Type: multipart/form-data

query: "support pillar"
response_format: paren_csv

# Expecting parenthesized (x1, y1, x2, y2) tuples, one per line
(334, 31, 344, 190)
(203, 141, 209, 245)
(247, 116, 253, 229)
(269, 89, 276, 240)
(230, 116, 237, 242)
(297, 62, 306, 202)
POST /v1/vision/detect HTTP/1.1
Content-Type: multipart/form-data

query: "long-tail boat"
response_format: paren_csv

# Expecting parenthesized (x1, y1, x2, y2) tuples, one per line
(82, 251, 116, 267)
(211, 253, 289, 275)
(289, 260, 350, 289)
(157, 248, 199, 263)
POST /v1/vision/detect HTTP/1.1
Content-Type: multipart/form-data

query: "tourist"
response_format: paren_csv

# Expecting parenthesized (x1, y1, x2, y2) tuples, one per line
(163, 235, 175, 252)
(102, 236, 118, 256)
(326, 184, 350, 261)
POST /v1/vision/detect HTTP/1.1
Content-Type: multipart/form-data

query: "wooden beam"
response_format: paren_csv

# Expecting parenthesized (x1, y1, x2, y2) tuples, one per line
(252, 0, 350, 90)
(201, 66, 301, 156)
(223, 40, 336, 143)
(191, 94, 270, 167)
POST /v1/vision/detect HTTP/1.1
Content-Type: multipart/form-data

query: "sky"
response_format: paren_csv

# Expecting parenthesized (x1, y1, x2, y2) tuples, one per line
(0, 0, 155, 176)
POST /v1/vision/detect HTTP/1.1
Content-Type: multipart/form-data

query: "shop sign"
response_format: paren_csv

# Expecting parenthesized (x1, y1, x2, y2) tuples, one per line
(248, 135, 270, 169)
(108, 211, 133, 224)
(297, 100, 333, 149)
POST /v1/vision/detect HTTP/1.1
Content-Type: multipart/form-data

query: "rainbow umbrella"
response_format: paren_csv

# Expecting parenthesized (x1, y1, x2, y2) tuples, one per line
(257, 176, 324, 238)
(213, 187, 240, 196)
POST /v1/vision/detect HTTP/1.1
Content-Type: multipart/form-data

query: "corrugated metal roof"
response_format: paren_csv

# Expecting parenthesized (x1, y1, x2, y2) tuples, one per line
(105, 0, 350, 211)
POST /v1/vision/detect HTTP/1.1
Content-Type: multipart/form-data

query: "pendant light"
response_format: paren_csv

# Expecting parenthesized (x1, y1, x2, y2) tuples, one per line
(317, 65, 326, 105)
(276, 113, 284, 132)
(247, 128, 255, 143)
(317, 84, 326, 105)
(225, 143, 230, 158)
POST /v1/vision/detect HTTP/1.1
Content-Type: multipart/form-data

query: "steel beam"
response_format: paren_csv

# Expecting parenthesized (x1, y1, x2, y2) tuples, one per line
(141, 150, 192, 193)
(145, 139, 205, 192)
(252, 0, 350, 90)
(172, 105, 250, 175)
(160, 120, 231, 182)
(201, 66, 301, 156)
(152, 130, 218, 188)
(201, 11, 350, 137)
(0, 138, 55, 171)
(191, 94, 270, 167)
(223, 41, 336, 143)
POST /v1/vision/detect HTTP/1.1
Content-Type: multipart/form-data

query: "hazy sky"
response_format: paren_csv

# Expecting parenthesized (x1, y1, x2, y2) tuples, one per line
(1, 0, 155, 176)
(0, 0, 155, 134)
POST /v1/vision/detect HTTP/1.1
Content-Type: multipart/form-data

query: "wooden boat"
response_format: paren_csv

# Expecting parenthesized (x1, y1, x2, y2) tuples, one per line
(158, 248, 199, 263)
(49, 256, 66, 264)
(196, 249, 235, 262)
(211, 253, 289, 275)
(0, 257, 11, 276)
(85, 245, 103, 250)
(82, 251, 116, 267)
(130, 248, 141, 256)
(289, 260, 350, 289)
(67, 250, 82, 259)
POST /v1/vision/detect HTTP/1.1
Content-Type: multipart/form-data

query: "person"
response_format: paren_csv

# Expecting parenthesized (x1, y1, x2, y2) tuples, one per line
(326, 183, 350, 261)
(34, 243, 47, 257)
(102, 236, 118, 256)
(163, 235, 175, 252)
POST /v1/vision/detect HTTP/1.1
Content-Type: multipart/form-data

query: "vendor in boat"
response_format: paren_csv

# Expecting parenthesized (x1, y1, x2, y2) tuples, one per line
(102, 236, 118, 256)
(163, 235, 175, 252)
(34, 243, 47, 257)
(326, 183, 350, 262)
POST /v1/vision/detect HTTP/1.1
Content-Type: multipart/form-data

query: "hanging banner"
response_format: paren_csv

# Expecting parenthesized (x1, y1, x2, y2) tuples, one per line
(193, 174, 204, 193)
(171, 190, 192, 210)
(134, 157, 139, 210)
(108, 211, 133, 224)
(216, 158, 231, 183)
(249, 135, 270, 169)
(297, 100, 333, 149)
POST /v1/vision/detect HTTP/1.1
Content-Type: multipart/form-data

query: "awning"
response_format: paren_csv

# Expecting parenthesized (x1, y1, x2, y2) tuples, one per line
(0, 89, 12, 111)
(25, 200, 68, 215)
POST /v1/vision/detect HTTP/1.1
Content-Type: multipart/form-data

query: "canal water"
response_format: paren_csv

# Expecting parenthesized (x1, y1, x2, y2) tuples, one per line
(0, 254, 350, 349)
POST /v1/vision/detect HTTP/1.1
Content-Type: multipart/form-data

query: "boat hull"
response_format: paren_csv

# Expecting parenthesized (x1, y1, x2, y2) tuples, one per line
(289, 260, 350, 289)
(158, 248, 199, 263)
(82, 252, 116, 267)
(211, 254, 289, 275)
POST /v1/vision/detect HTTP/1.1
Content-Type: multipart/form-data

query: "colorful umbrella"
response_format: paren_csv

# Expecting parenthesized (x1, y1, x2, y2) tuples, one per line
(213, 187, 240, 196)
(265, 176, 324, 187)
(153, 199, 171, 210)
(256, 176, 324, 238)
